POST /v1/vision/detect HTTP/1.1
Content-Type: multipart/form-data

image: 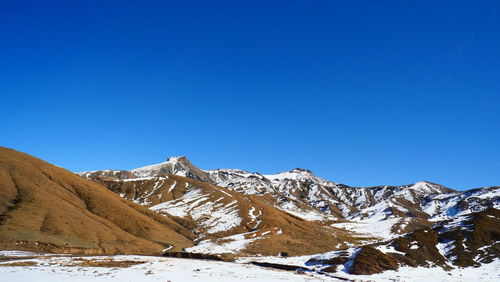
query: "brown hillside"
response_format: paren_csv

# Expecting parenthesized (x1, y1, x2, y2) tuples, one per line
(0, 147, 195, 255)
(90, 174, 360, 256)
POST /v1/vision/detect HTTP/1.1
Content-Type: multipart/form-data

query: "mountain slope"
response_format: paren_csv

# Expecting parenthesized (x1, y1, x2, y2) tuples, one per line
(0, 147, 195, 254)
(307, 208, 500, 274)
(91, 174, 358, 256)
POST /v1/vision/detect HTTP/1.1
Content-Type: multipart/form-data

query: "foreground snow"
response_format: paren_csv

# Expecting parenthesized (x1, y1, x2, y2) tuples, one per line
(1, 251, 498, 281)
(0, 252, 325, 282)
(348, 262, 499, 282)
(242, 255, 500, 281)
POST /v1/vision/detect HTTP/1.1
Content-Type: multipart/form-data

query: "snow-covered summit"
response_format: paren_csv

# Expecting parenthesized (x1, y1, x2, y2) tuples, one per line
(79, 156, 212, 183)
(131, 156, 187, 176)
(263, 168, 335, 185)
(407, 181, 449, 194)
(131, 156, 212, 182)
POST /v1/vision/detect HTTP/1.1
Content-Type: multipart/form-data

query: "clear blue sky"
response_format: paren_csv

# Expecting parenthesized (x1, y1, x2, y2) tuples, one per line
(1, 1, 499, 190)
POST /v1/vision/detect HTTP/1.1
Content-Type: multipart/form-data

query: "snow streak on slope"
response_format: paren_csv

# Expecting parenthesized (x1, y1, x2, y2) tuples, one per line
(151, 188, 242, 235)
(422, 187, 500, 221)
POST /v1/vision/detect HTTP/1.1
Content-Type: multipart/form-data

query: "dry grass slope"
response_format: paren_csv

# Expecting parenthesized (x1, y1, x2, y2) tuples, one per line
(0, 147, 195, 255)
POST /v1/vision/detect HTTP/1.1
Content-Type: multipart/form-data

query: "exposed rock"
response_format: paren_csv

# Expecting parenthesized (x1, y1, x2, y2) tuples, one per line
(163, 251, 235, 262)
(350, 246, 399, 275)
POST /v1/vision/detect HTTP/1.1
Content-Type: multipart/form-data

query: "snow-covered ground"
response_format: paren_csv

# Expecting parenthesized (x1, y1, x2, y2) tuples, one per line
(186, 232, 261, 254)
(345, 261, 500, 282)
(241, 254, 500, 281)
(1, 251, 498, 282)
(332, 218, 402, 241)
(0, 252, 326, 282)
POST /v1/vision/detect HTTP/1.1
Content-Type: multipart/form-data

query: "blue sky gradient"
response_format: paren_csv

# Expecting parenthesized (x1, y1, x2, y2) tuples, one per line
(1, 1, 499, 189)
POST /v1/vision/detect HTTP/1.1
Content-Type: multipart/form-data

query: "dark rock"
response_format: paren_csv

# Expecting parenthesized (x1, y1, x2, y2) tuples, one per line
(163, 251, 235, 262)
(350, 246, 399, 275)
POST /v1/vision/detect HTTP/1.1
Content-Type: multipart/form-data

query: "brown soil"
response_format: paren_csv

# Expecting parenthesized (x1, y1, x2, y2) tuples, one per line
(390, 227, 448, 268)
(0, 260, 38, 266)
(71, 259, 145, 267)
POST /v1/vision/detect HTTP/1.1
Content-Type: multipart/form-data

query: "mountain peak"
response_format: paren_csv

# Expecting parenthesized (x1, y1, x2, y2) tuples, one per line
(289, 168, 313, 174)
(130, 155, 212, 182)
(263, 167, 334, 185)
(409, 181, 451, 194)
(166, 156, 188, 162)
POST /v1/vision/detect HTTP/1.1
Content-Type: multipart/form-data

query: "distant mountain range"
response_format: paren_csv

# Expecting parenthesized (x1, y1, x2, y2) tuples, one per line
(1, 148, 498, 276)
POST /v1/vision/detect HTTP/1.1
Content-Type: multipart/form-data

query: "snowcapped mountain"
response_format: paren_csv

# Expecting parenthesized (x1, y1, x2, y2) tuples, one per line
(131, 156, 213, 183)
(79, 156, 499, 227)
(77, 155, 499, 275)
(80, 156, 213, 183)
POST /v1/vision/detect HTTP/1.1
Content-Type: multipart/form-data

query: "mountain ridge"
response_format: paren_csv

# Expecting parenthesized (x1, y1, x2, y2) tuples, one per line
(78, 155, 455, 192)
(79, 155, 498, 238)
